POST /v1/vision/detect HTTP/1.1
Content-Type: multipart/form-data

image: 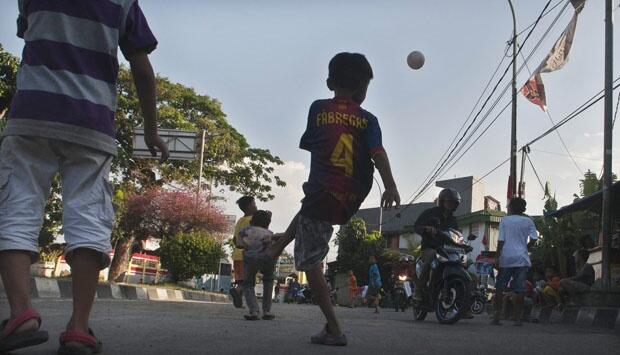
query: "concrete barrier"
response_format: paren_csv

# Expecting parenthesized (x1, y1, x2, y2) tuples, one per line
(30, 277, 61, 298)
(0, 277, 230, 305)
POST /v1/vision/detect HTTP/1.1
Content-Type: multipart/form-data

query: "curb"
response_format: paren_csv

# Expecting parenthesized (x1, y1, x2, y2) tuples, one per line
(0, 277, 230, 304)
(561, 306, 620, 330)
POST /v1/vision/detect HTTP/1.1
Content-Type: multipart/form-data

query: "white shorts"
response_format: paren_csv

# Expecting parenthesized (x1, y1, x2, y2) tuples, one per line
(0, 136, 113, 268)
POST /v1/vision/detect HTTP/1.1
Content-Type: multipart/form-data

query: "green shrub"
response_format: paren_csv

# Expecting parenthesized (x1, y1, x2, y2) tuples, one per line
(159, 231, 224, 282)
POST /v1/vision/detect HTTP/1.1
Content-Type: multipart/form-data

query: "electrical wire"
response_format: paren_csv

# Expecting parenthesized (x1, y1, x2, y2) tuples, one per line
(379, 0, 565, 225)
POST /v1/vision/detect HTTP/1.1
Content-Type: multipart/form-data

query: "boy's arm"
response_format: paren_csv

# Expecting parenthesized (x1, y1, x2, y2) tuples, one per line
(373, 151, 400, 208)
(128, 52, 169, 162)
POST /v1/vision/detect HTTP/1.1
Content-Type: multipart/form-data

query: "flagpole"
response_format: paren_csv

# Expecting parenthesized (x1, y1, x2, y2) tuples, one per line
(508, 0, 518, 200)
(602, 0, 614, 290)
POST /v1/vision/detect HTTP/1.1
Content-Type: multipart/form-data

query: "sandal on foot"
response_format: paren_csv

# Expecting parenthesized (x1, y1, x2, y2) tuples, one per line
(310, 324, 347, 346)
(262, 314, 275, 320)
(58, 328, 102, 355)
(0, 308, 49, 352)
(244, 315, 259, 321)
(490, 319, 502, 326)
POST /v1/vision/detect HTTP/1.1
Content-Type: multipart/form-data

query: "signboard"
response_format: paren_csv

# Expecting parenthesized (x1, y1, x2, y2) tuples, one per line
(133, 128, 199, 160)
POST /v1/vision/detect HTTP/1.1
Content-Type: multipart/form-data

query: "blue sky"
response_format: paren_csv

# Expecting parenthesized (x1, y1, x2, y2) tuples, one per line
(1, 1, 619, 259)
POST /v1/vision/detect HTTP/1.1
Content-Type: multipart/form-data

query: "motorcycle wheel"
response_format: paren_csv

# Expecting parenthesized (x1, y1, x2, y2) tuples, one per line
(470, 296, 485, 315)
(413, 304, 427, 321)
(394, 289, 403, 312)
(435, 277, 469, 325)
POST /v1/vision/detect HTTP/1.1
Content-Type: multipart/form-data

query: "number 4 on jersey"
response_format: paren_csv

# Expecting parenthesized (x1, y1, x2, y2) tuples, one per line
(331, 133, 354, 177)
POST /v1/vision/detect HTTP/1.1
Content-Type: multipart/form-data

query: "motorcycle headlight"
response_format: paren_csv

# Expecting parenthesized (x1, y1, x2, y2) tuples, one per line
(398, 275, 407, 281)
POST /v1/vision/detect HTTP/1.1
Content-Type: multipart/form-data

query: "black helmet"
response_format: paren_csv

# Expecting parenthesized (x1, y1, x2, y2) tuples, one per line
(438, 188, 461, 206)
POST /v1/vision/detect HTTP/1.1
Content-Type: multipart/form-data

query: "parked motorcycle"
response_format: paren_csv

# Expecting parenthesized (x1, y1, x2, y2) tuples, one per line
(412, 230, 476, 324)
(470, 285, 492, 315)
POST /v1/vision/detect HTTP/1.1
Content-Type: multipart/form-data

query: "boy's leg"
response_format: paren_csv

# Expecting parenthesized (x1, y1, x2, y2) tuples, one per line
(306, 268, 341, 335)
(60, 144, 114, 335)
(242, 258, 259, 316)
(0, 251, 37, 330)
(66, 249, 101, 333)
(0, 136, 58, 334)
(267, 213, 299, 259)
(294, 215, 346, 345)
(260, 260, 275, 314)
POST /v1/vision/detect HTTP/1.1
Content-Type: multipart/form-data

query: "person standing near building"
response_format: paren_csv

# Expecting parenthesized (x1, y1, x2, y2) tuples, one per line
(230, 196, 257, 308)
(492, 197, 538, 326)
(367, 256, 382, 314)
(347, 270, 357, 307)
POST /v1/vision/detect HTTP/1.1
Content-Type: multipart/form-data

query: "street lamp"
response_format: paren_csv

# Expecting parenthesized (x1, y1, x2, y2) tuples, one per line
(507, 0, 519, 198)
(374, 177, 383, 233)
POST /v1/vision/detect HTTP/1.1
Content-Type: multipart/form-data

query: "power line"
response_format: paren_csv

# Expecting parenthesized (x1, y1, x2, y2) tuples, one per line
(613, 89, 620, 128)
(526, 153, 547, 195)
(526, 77, 620, 146)
(416, 1, 567, 192)
(517, 0, 568, 37)
(531, 149, 601, 162)
(380, 0, 564, 225)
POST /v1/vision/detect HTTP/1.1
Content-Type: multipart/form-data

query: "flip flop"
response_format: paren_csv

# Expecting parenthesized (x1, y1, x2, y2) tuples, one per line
(310, 324, 347, 346)
(244, 314, 259, 321)
(0, 308, 49, 352)
(58, 328, 102, 355)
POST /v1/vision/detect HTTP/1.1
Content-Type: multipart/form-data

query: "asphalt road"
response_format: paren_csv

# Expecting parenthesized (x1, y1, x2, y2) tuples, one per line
(1, 299, 618, 355)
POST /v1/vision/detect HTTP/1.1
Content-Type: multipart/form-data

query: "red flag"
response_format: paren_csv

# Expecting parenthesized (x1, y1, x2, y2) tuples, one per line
(521, 73, 547, 112)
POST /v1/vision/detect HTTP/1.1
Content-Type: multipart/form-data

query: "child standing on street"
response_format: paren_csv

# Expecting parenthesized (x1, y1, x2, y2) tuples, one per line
(0, 1, 168, 354)
(269, 52, 400, 346)
(239, 210, 277, 321)
(230, 196, 258, 308)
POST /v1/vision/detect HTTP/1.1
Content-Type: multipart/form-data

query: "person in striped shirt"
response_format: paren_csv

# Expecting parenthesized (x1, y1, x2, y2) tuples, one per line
(0, 1, 168, 353)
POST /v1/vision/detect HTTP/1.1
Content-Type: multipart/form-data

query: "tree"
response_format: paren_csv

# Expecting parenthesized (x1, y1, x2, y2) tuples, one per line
(532, 178, 600, 277)
(159, 231, 224, 282)
(335, 218, 386, 284)
(0, 43, 19, 119)
(113, 67, 285, 200)
(108, 188, 228, 281)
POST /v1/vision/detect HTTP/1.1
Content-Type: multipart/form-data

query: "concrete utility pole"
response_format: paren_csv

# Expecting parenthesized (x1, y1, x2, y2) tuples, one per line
(602, 0, 614, 289)
(507, 0, 519, 199)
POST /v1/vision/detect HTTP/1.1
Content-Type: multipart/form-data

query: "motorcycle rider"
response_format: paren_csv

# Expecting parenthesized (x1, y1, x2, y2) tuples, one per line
(412, 188, 462, 302)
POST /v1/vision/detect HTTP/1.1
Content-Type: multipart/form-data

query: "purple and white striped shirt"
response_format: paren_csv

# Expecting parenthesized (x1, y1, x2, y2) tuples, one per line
(4, 0, 158, 155)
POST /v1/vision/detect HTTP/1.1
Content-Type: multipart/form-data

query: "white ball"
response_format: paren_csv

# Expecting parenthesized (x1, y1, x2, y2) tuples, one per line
(407, 51, 425, 70)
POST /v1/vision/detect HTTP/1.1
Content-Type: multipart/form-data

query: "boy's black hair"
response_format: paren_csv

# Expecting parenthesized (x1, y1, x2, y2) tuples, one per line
(236, 196, 255, 213)
(509, 197, 527, 214)
(251, 210, 272, 229)
(328, 52, 373, 92)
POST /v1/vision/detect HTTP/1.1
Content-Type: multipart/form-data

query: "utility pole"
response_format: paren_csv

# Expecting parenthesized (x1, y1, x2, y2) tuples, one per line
(197, 130, 206, 198)
(602, 0, 614, 290)
(374, 177, 383, 233)
(508, 0, 518, 199)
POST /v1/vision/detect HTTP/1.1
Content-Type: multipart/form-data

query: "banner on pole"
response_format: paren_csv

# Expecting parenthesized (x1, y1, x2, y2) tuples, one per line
(520, 8, 583, 111)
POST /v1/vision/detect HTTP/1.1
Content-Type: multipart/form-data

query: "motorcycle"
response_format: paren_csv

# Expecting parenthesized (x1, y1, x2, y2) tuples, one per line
(470, 285, 492, 315)
(393, 273, 413, 312)
(413, 230, 476, 324)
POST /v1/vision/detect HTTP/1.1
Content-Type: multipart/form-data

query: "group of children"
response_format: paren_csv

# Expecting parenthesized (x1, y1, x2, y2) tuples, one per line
(0, 1, 400, 352)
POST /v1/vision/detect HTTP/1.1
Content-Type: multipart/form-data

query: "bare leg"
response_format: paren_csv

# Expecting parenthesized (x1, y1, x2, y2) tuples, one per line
(267, 214, 299, 259)
(511, 293, 524, 326)
(306, 267, 341, 336)
(66, 249, 100, 333)
(0, 251, 38, 332)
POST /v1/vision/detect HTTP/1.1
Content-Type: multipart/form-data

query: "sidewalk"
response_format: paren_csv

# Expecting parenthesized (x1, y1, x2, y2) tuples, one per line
(0, 277, 230, 303)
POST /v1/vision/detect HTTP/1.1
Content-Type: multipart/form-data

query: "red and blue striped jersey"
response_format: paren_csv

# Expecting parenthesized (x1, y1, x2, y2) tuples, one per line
(299, 98, 384, 224)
